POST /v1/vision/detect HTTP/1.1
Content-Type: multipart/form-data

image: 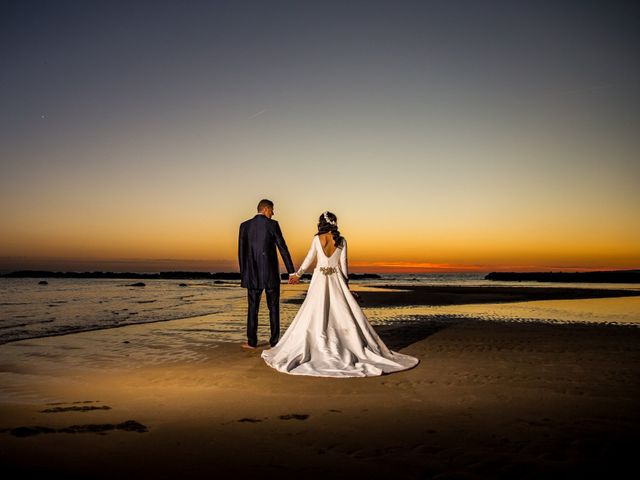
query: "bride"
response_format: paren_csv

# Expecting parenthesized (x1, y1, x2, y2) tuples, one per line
(261, 211, 419, 378)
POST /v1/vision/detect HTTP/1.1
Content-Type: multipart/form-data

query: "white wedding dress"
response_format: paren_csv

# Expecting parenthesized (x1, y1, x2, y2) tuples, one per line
(261, 235, 419, 377)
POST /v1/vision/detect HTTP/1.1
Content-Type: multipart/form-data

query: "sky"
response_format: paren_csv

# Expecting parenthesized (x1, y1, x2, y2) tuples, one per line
(1, 0, 639, 273)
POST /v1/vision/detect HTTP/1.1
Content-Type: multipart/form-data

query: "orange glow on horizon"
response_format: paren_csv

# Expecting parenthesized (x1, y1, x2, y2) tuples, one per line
(0, 254, 636, 275)
(347, 262, 637, 274)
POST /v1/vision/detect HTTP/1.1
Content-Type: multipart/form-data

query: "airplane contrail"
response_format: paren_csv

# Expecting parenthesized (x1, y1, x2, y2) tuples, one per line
(248, 109, 267, 119)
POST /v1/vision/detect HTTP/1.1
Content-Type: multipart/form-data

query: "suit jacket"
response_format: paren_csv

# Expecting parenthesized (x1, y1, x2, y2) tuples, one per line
(238, 214, 295, 289)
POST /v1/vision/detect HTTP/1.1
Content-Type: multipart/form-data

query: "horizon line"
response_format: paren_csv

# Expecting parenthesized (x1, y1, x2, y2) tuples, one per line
(1, 267, 638, 276)
(0, 257, 637, 275)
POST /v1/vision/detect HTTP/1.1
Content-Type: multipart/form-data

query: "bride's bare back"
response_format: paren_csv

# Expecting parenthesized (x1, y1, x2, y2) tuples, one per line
(318, 232, 337, 257)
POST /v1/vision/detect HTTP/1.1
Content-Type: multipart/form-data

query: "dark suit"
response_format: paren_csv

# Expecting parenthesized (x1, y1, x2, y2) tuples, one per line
(238, 214, 295, 347)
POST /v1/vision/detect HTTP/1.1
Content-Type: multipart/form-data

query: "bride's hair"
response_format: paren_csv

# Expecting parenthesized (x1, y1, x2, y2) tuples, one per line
(316, 211, 344, 248)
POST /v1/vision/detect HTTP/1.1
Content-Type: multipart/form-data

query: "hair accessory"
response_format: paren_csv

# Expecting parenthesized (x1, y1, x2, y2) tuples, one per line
(323, 211, 336, 226)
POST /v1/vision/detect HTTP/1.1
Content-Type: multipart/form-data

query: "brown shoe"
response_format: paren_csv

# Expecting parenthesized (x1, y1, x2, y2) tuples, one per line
(242, 343, 257, 350)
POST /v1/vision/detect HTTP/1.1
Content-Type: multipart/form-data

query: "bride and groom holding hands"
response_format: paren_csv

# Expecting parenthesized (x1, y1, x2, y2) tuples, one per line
(238, 199, 418, 378)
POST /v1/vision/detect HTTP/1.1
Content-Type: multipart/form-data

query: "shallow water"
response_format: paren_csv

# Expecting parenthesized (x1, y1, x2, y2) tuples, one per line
(0, 278, 244, 344)
(365, 296, 640, 327)
(1, 275, 639, 345)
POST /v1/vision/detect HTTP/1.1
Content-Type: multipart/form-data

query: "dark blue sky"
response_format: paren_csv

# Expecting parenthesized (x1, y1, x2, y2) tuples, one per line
(2, 0, 638, 148)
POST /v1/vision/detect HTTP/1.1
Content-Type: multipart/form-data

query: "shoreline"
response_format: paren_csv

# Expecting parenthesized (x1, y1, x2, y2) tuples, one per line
(4, 284, 640, 346)
(1, 286, 639, 478)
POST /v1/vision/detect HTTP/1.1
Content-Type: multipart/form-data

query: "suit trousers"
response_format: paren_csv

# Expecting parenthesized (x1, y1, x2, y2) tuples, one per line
(246, 285, 280, 347)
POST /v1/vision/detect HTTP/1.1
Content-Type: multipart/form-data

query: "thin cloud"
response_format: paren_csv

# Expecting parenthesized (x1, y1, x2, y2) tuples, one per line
(248, 109, 267, 119)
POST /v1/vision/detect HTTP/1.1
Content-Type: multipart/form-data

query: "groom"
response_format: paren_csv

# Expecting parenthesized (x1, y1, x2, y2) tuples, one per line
(238, 199, 297, 349)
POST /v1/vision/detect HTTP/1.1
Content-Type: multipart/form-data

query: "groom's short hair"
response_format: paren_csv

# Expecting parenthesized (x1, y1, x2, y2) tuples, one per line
(257, 199, 274, 212)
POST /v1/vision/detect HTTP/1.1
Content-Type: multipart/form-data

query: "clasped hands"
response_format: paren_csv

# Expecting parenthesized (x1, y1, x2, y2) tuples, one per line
(288, 273, 301, 285)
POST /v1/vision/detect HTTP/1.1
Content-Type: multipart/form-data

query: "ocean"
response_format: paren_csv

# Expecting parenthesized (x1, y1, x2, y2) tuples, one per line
(2, 273, 640, 345)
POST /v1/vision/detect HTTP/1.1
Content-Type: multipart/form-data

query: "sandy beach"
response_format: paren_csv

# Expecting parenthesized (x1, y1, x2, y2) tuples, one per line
(1, 285, 639, 479)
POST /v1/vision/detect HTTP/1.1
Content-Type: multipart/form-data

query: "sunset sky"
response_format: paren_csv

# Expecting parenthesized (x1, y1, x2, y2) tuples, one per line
(1, 1, 639, 273)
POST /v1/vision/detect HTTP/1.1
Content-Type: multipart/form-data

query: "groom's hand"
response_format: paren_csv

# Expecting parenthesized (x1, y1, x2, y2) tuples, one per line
(288, 274, 300, 284)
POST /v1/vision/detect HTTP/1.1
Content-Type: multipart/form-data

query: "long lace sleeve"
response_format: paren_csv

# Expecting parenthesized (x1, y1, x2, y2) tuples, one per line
(295, 237, 317, 277)
(339, 238, 348, 282)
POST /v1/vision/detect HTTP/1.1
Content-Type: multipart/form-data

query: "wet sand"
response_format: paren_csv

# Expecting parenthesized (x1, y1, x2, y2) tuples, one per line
(1, 286, 639, 479)
(343, 284, 640, 307)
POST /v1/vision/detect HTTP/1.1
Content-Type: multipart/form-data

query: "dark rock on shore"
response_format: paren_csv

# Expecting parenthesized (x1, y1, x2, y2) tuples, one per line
(485, 269, 640, 283)
(348, 273, 381, 279)
(41, 405, 112, 413)
(8, 420, 148, 437)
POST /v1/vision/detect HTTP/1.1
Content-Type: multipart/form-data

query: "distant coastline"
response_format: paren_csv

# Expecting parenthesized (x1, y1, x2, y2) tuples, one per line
(3, 269, 639, 283)
(0, 270, 381, 281)
(485, 270, 640, 283)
